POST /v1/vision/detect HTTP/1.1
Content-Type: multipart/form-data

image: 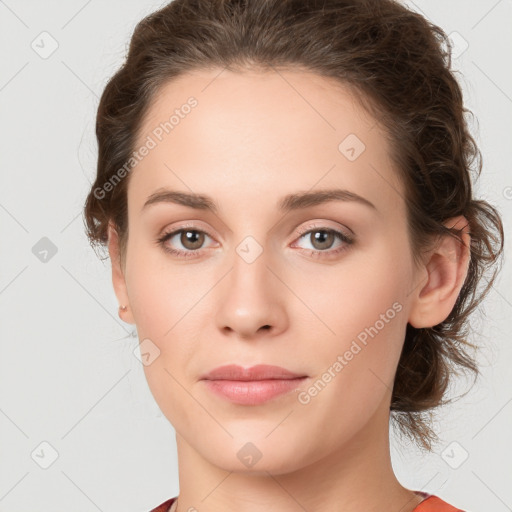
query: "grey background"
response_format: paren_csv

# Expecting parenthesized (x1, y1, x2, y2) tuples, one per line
(0, 0, 511, 510)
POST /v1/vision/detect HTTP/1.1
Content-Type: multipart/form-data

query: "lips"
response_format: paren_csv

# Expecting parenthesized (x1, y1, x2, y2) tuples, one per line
(200, 364, 306, 381)
(200, 364, 309, 405)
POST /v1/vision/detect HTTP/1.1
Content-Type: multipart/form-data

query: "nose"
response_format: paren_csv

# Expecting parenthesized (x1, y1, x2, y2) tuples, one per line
(214, 248, 288, 340)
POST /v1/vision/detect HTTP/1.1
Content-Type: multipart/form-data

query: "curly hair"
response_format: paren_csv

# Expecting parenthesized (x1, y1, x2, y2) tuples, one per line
(83, 0, 504, 451)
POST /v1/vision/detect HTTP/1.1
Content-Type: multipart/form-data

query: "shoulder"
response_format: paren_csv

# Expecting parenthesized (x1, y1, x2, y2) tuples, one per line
(147, 496, 177, 512)
(413, 494, 466, 512)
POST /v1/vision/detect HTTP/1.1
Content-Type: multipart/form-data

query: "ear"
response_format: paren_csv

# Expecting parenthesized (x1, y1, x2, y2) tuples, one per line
(408, 216, 471, 328)
(107, 222, 135, 324)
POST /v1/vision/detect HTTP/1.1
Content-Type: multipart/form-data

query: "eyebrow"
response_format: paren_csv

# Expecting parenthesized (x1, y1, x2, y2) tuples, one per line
(141, 187, 377, 213)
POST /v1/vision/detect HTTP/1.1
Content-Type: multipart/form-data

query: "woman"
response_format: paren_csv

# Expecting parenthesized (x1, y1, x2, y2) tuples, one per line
(83, 0, 504, 511)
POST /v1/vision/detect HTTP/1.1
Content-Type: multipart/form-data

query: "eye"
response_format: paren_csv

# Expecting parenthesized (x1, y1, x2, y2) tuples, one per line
(292, 225, 354, 257)
(157, 226, 216, 258)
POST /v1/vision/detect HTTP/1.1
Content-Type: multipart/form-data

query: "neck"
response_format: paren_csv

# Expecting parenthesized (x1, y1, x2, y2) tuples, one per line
(173, 398, 423, 512)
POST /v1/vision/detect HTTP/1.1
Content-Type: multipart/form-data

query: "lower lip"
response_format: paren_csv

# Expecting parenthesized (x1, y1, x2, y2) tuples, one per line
(202, 378, 308, 405)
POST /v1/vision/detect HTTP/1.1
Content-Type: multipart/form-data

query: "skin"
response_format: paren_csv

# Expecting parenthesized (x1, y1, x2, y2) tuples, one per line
(107, 68, 470, 512)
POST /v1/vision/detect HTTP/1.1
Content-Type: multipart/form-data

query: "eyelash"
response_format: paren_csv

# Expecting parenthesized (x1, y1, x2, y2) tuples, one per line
(156, 223, 354, 260)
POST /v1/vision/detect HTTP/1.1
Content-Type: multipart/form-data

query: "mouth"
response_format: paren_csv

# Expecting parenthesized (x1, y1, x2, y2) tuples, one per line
(200, 364, 309, 405)
(200, 363, 307, 381)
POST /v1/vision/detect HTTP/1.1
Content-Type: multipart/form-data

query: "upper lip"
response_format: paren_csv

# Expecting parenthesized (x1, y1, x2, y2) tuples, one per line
(201, 364, 307, 381)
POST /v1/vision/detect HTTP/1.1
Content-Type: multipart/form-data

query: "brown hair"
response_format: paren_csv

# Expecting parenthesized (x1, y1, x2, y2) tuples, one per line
(83, 0, 504, 451)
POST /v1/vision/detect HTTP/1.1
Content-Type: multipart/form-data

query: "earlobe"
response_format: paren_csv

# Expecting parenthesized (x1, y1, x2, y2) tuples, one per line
(408, 216, 471, 329)
(107, 222, 135, 324)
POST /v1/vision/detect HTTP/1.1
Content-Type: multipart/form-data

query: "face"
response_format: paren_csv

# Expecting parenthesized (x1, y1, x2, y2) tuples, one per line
(113, 68, 421, 474)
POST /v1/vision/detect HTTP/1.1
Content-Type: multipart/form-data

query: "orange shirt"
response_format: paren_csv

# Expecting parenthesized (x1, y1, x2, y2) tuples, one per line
(149, 492, 465, 512)
(413, 493, 465, 511)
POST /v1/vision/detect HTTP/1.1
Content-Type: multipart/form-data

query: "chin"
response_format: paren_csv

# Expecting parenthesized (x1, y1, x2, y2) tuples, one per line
(197, 435, 309, 476)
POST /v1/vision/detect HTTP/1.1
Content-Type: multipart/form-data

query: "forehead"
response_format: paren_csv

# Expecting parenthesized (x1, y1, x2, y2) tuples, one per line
(129, 68, 404, 217)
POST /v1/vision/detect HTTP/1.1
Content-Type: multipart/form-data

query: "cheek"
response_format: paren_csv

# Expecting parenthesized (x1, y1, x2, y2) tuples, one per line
(294, 265, 408, 436)
(123, 243, 208, 376)
(293, 248, 407, 335)
(291, 247, 411, 400)
(125, 253, 203, 424)
(124, 240, 191, 334)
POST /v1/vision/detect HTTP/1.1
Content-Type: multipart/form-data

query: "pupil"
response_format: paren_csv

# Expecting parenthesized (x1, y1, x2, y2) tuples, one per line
(182, 230, 203, 249)
(312, 230, 333, 249)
